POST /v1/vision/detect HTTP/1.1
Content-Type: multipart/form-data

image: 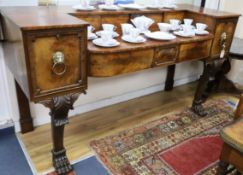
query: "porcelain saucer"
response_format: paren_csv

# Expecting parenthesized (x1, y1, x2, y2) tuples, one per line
(118, 4, 147, 10)
(122, 35, 146, 43)
(88, 33, 98, 40)
(72, 5, 96, 11)
(145, 31, 176, 40)
(163, 4, 177, 9)
(147, 5, 164, 9)
(99, 4, 120, 11)
(174, 31, 195, 37)
(195, 30, 209, 35)
(96, 31, 119, 38)
(93, 38, 120, 47)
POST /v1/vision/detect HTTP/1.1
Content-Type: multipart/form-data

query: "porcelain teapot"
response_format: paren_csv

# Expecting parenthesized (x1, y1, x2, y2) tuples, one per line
(131, 16, 154, 33)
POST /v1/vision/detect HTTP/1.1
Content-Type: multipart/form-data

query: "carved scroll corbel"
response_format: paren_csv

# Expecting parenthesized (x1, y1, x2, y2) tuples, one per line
(40, 93, 80, 126)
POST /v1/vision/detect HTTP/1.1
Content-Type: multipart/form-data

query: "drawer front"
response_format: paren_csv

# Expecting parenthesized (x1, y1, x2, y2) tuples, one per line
(26, 28, 87, 101)
(153, 46, 178, 67)
(178, 40, 212, 62)
(89, 49, 154, 77)
(211, 19, 237, 58)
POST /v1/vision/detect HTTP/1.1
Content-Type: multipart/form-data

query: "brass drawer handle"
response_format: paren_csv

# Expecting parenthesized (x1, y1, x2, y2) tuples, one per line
(52, 51, 67, 76)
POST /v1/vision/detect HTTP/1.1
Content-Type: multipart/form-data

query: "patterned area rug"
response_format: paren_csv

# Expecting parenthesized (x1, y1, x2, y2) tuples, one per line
(90, 100, 235, 175)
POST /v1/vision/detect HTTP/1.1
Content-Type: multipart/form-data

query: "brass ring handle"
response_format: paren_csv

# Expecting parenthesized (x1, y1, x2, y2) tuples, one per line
(52, 51, 67, 76)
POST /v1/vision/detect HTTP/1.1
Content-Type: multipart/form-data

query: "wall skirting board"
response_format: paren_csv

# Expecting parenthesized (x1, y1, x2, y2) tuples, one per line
(32, 75, 200, 129)
(0, 119, 14, 130)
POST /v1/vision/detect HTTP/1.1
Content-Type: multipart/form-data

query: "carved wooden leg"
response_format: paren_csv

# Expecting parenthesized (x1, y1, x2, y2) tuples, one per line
(15, 80, 34, 133)
(214, 58, 243, 94)
(217, 160, 229, 175)
(165, 65, 176, 91)
(191, 62, 214, 117)
(40, 93, 80, 175)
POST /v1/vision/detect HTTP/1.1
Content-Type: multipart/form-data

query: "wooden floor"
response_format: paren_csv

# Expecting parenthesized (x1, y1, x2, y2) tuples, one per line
(19, 82, 237, 173)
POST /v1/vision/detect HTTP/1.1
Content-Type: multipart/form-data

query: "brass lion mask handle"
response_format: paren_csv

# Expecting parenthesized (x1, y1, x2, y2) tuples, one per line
(52, 51, 67, 76)
(220, 32, 227, 59)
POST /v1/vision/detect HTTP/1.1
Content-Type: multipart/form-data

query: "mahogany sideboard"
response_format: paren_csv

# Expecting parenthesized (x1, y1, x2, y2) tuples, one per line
(0, 4, 241, 175)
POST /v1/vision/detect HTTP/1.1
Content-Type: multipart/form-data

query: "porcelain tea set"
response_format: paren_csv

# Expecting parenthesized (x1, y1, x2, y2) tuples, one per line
(73, 0, 178, 11)
(89, 14, 209, 47)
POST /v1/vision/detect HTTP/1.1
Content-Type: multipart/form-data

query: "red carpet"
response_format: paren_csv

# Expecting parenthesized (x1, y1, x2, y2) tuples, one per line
(91, 100, 234, 175)
(160, 136, 223, 175)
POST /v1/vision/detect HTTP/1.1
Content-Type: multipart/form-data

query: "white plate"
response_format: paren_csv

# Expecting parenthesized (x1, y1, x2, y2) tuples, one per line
(118, 4, 147, 10)
(72, 5, 96, 11)
(147, 5, 164, 9)
(174, 31, 195, 37)
(93, 38, 120, 47)
(96, 31, 119, 38)
(99, 4, 119, 11)
(88, 33, 98, 40)
(122, 35, 146, 43)
(144, 31, 176, 41)
(163, 4, 177, 9)
(195, 30, 209, 35)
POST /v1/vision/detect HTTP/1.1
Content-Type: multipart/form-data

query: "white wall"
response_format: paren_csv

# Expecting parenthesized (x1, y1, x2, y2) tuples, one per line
(0, 45, 11, 122)
(220, 0, 243, 85)
(0, 0, 200, 132)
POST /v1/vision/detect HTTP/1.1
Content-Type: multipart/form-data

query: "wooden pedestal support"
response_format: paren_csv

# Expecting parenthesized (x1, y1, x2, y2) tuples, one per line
(191, 57, 243, 116)
(39, 93, 82, 175)
(165, 65, 176, 91)
(15, 80, 34, 134)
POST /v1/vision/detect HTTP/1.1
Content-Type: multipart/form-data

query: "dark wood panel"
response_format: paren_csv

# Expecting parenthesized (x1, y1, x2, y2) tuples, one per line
(178, 40, 212, 62)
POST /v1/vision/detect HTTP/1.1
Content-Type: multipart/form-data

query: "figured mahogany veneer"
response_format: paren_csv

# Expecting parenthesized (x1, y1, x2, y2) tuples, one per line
(0, 4, 241, 175)
(0, 4, 240, 102)
(88, 35, 214, 77)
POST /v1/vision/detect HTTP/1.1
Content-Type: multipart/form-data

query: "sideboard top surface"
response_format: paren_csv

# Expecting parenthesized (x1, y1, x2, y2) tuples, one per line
(0, 4, 240, 31)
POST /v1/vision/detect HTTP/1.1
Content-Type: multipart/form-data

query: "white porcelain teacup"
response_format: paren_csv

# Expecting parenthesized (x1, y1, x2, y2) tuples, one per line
(158, 23, 172, 33)
(121, 23, 134, 36)
(129, 28, 140, 39)
(88, 25, 95, 34)
(105, 0, 114, 6)
(196, 23, 207, 31)
(184, 18, 193, 26)
(102, 24, 117, 32)
(81, 0, 89, 7)
(152, 0, 160, 6)
(182, 25, 194, 34)
(100, 31, 113, 42)
(164, 0, 176, 6)
(170, 19, 181, 30)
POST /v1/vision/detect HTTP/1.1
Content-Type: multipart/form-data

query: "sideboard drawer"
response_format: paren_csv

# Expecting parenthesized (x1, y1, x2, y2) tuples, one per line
(89, 49, 154, 77)
(25, 28, 87, 101)
(178, 40, 212, 62)
(153, 46, 178, 67)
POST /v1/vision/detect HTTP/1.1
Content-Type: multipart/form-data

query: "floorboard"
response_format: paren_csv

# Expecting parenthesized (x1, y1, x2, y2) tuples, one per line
(19, 82, 238, 173)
